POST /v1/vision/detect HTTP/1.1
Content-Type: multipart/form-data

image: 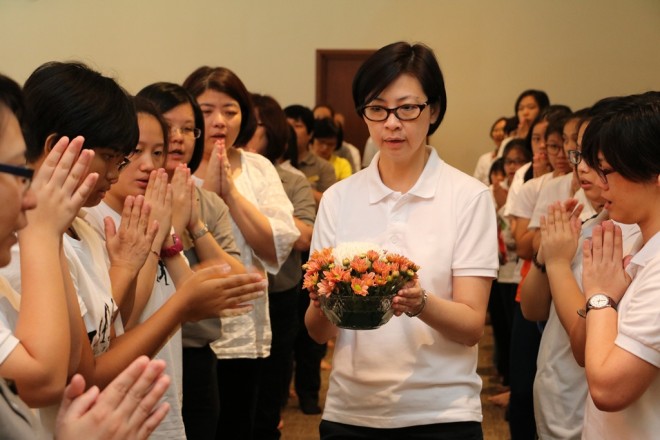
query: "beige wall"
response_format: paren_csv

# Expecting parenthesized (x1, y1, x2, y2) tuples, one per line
(2, 0, 659, 174)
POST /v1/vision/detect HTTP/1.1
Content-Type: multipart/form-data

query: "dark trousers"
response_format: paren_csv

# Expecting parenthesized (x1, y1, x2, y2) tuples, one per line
(290, 290, 327, 406)
(487, 281, 517, 386)
(508, 302, 541, 440)
(254, 287, 300, 440)
(216, 357, 263, 440)
(182, 345, 220, 440)
(320, 420, 483, 440)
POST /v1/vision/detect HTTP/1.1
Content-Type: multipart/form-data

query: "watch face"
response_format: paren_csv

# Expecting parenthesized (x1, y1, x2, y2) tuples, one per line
(589, 294, 609, 308)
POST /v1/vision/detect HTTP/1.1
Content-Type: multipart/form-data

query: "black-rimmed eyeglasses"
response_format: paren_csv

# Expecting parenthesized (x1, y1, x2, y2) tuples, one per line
(568, 150, 582, 166)
(359, 103, 429, 122)
(0, 163, 34, 193)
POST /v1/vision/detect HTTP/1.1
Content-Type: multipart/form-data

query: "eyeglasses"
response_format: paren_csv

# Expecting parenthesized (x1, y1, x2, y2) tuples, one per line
(597, 167, 617, 184)
(568, 150, 582, 166)
(0, 163, 34, 193)
(359, 102, 429, 122)
(504, 159, 528, 166)
(546, 143, 563, 156)
(170, 126, 201, 139)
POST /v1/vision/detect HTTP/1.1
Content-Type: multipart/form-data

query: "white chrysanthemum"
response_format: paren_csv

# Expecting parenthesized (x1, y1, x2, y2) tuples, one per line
(332, 242, 383, 263)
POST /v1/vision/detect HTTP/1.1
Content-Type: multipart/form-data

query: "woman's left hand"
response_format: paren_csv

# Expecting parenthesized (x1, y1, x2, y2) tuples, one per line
(202, 141, 236, 200)
(393, 281, 426, 317)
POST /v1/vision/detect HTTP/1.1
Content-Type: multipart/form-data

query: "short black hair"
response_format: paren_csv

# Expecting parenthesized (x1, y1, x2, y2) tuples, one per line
(488, 157, 505, 184)
(251, 94, 289, 164)
(312, 117, 343, 150)
(183, 66, 256, 147)
(284, 104, 314, 134)
(583, 91, 660, 183)
(352, 41, 447, 135)
(503, 138, 532, 163)
(133, 95, 169, 158)
(0, 74, 24, 124)
(137, 82, 204, 173)
(22, 61, 138, 163)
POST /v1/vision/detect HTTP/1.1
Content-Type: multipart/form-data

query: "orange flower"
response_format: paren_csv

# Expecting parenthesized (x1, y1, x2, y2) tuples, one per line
(350, 256, 370, 273)
(371, 259, 391, 276)
(302, 272, 319, 292)
(325, 266, 351, 283)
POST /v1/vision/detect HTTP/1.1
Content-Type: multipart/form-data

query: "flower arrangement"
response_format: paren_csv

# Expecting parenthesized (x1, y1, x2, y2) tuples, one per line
(303, 242, 420, 329)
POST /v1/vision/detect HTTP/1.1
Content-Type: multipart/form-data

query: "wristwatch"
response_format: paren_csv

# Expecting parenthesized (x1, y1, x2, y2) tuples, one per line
(585, 293, 617, 314)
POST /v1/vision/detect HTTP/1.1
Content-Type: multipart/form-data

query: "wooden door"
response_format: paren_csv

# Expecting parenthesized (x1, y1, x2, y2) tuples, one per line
(316, 49, 375, 155)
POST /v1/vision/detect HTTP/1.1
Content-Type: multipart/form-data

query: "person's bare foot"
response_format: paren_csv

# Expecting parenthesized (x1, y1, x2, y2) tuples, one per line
(488, 391, 510, 408)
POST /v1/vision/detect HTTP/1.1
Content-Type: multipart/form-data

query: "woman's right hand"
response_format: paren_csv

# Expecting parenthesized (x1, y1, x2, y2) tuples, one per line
(540, 201, 582, 266)
(144, 169, 172, 250)
(25, 136, 99, 235)
(201, 141, 235, 200)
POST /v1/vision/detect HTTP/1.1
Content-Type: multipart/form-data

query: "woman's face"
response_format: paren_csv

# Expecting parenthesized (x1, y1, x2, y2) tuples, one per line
(503, 148, 528, 185)
(490, 119, 506, 146)
(546, 131, 571, 175)
(163, 103, 196, 171)
(197, 90, 242, 156)
(108, 113, 166, 202)
(517, 96, 540, 126)
(531, 120, 549, 171)
(0, 107, 37, 267)
(245, 109, 267, 155)
(311, 137, 337, 161)
(575, 121, 605, 205)
(363, 74, 438, 164)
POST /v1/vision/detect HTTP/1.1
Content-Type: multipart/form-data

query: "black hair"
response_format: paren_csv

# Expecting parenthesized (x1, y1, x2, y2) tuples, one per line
(502, 138, 532, 164)
(514, 89, 550, 116)
(133, 96, 169, 158)
(490, 116, 507, 138)
(312, 118, 343, 150)
(22, 61, 138, 163)
(522, 105, 572, 182)
(488, 157, 505, 184)
(137, 82, 204, 173)
(582, 91, 660, 183)
(313, 104, 335, 118)
(284, 105, 314, 134)
(352, 41, 447, 135)
(545, 116, 567, 140)
(504, 116, 518, 137)
(284, 125, 299, 168)
(0, 74, 24, 124)
(251, 94, 289, 164)
(183, 66, 256, 147)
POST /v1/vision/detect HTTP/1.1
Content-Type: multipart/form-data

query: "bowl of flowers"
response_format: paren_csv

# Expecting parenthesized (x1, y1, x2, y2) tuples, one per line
(303, 242, 420, 330)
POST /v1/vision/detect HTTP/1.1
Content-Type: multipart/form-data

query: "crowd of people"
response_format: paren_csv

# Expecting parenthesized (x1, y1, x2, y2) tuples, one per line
(0, 40, 658, 440)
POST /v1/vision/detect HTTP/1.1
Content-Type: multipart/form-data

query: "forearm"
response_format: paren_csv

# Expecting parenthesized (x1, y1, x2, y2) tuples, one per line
(223, 189, 277, 265)
(515, 229, 535, 260)
(188, 227, 245, 273)
(417, 295, 486, 346)
(13, 232, 70, 405)
(304, 303, 338, 344)
(519, 264, 552, 321)
(109, 265, 137, 326)
(584, 308, 622, 409)
(61, 250, 83, 377)
(546, 262, 585, 336)
(161, 252, 194, 287)
(292, 218, 313, 252)
(126, 253, 160, 329)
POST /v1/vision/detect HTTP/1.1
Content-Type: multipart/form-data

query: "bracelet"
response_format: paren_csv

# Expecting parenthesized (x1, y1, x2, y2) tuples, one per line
(532, 252, 546, 273)
(160, 233, 183, 259)
(190, 224, 209, 241)
(405, 289, 428, 318)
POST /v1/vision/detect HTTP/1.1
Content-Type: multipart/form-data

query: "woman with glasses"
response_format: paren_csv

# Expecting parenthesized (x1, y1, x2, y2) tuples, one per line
(574, 91, 660, 439)
(305, 41, 498, 439)
(519, 105, 641, 439)
(135, 83, 246, 440)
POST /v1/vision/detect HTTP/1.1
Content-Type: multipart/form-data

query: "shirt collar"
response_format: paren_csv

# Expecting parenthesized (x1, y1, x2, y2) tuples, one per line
(626, 230, 660, 277)
(367, 146, 441, 204)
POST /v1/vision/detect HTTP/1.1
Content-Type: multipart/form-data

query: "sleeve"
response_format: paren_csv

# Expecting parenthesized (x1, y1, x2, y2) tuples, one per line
(251, 157, 300, 274)
(317, 160, 338, 193)
(452, 188, 500, 278)
(616, 259, 660, 368)
(289, 175, 317, 226)
(509, 178, 538, 220)
(198, 188, 241, 260)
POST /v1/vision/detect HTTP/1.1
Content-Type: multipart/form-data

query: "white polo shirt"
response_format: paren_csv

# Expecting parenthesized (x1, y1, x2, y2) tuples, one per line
(313, 147, 499, 428)
(583, 231, 660, 439)
(502, 162, 531, 217)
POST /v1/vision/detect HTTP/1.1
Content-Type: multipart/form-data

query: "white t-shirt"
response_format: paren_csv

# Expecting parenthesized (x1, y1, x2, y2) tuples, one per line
(313, 147, 499, 428)
(509, 172, 554, 220)
(529, 173, 574, 228)
(84, 203, 186, 440)
(534, 211, 640, 440)
(502, 162, 531, 218)
(209, 150, 299, 359)
(583, 231, 660, 439)
(473, 150, 496, 186)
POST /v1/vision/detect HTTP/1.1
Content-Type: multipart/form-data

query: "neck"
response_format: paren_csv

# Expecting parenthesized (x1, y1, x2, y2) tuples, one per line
(377, 147, 430, 193)
(103, 191, 123, 214)
(194, 159, 208, 179)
